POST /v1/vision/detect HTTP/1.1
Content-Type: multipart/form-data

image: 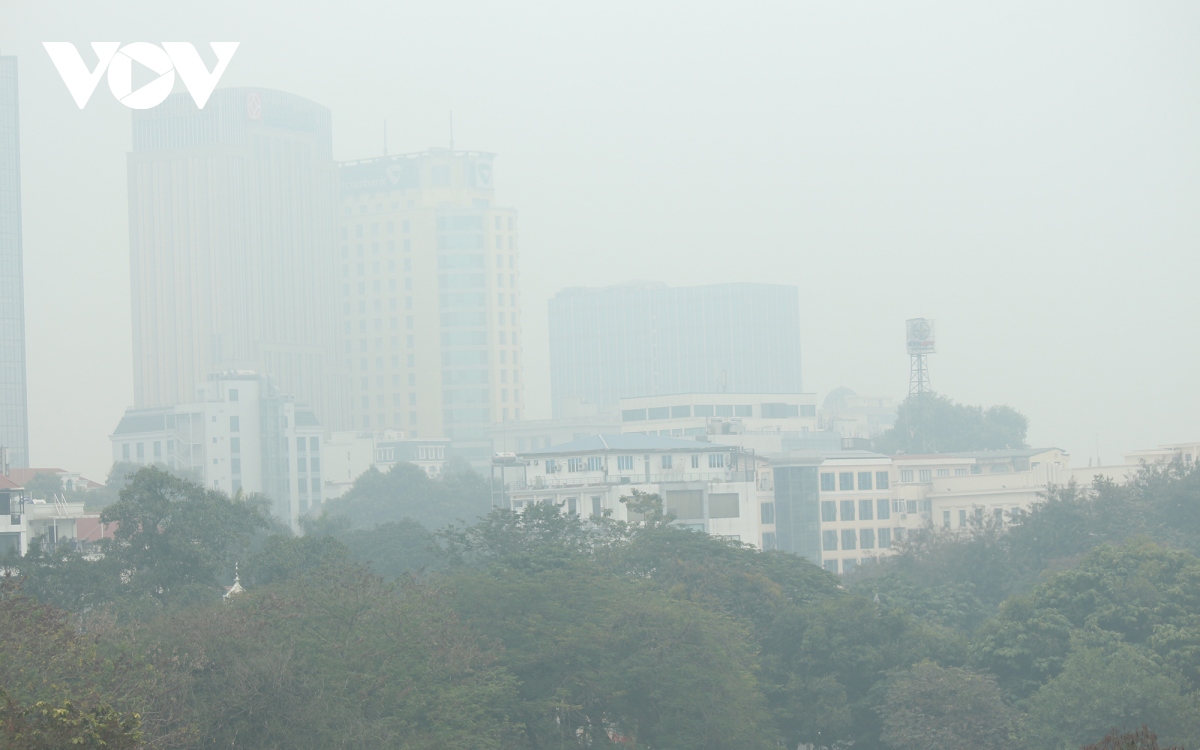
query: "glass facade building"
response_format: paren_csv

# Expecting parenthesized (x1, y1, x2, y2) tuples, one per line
(0, 57, 28, 469)
(548, 282, 803, 416)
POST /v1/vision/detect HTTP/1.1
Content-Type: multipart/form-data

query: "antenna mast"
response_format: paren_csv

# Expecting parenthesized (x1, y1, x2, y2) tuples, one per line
(905, 318, 935, 397)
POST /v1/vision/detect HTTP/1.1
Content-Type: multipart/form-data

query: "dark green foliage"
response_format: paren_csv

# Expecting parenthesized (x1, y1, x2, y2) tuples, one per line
(22, 471, 64, 501)
(137, 565, 520, 750)
(878, 661, 1019, 750)
(241, 533, 351, 586)
(872, 393, 1028, 454)
(1083, 726, 1184, 750)
(326, 458, 491, 531)
(339, 520, 446, 578)
(99, 467, 270, 611)
(0, 691, 142, 750)
(1023, 638, 1200, 750)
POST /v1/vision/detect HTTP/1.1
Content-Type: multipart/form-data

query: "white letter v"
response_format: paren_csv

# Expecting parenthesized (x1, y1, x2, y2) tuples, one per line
(43, 42, 120, 109)
(164, 42, 240, 109)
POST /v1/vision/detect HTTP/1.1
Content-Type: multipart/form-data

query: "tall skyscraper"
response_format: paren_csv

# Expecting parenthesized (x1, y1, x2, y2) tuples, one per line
(548, 282, 803, 416)
(128, 88, 347, 428)
(337, 150, 523, 453)
(0, 56, 29, 470)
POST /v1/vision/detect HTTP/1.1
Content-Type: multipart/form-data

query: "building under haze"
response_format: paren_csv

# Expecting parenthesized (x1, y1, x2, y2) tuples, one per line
(548, 282, 802, 417)
(337, 149, 523, 461)
(110, 371, 322, 529)
(128, 88, 347, 431)
(0, 56, 29, 470)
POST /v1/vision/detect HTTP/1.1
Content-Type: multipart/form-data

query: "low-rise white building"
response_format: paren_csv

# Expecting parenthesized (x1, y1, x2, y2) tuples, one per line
(322, 430, 452, 499)
(0, 473, 27, 556)
(512, 434, 771, 546)
(110, 372, 324, 530)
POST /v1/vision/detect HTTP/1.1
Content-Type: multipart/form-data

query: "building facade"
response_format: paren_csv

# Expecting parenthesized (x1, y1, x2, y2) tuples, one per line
(110, 372, 323, 529)
(336, 150, 522, 461)
(513, 435, 770, 545)
(548, 282, 802, 417)
(0, 57, 28, 469)
(321, 429, 451, 500)
(128, 88, 346, 430)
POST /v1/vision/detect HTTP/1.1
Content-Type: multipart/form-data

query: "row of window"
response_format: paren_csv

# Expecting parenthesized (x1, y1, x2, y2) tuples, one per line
(820, 471, 890, 492)
(549, 453, 726, 473)
(621, 403, 816, 422)
(821, 498, 893, 522)
(823, 527, 897, 552)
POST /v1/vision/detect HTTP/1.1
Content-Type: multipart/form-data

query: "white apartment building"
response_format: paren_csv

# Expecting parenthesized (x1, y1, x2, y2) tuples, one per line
(110, 372, 323, 530)
(1125, 441, 1200, 466)
(513, 435, 771, 546)
(0, 473, 26, 556)
(322, 429, 451, 499)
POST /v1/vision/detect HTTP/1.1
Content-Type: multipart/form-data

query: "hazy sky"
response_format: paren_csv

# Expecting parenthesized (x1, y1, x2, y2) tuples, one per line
(2, 1, 1197, 481)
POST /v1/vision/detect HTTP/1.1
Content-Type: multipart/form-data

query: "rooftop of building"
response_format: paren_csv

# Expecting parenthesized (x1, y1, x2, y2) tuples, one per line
(0, 474, 21, 490)
(112, 409, 171, 436)
(5, 468, 103, 490)
(522, 434, 723, 456)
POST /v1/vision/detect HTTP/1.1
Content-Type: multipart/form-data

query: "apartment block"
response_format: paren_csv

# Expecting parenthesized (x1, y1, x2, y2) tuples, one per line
(110, 372, 323, 529)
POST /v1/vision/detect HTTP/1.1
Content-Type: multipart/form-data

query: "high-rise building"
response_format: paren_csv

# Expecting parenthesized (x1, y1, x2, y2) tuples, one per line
(0, 56, 29, 470)
(548, 282, 803, 416)
(128, 88, 347, 429)
(336, 150, 523, 455)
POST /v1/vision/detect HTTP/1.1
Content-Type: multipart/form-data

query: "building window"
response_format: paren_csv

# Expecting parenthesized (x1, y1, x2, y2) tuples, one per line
(588, 456, 602, 471)
(761, 502, 775, 524)
(823, 530, 838, 551)
(859, 499, 873, 521)
(661, 455, 673, 469)
(858, 472, 872, 490)
(937, 468, 950, 477)
(919, 469, 932, 483)
(591, 496, 602, 516)
(959, 509, 967, 527)
(821, 501, 837, 522)
(762, 532, 777, 551)
(841, 529, 857, 551)
(878, 528, 892, 548)
(228, 388, 238, 401)
(820, 473, 835, 492)
(900, 469, 914, 483)
(690, 454, 700, 469)
(122, 444, 130, 460)
(839, 472, 854, 491)
(567, 458, 583, 472)
(877, 498, 890, 520)
(876, 471, 889, 489)
(943, 510, 951, 528)
(617, 455, 634, 471)
(860, 528, 876, 549)
(230, 416, 240, 432)
(823, 559, 839, 573)
(839, 500, 855, 522)
(956, 468, 968, 476)
(708, 453, 725, 468)
(566, 498, 577, 515)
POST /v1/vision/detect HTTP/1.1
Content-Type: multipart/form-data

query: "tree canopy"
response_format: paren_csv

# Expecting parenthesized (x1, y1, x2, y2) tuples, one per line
(872, 392, 1029, 454)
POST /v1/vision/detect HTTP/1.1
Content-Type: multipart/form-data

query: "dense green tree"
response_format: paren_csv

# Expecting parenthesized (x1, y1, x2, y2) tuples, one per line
(878, 660, 1019, 750)
(1083, 726, 1184, 750)
(449, 562, 775, 749)
(138, 564, 520, 750)
(1024, 638, 1200, 750)
(100, 467, 270, 611)
(241, 533, 351, 586)
(339, 519, 446, 578)
(326, 458, 491, 531)
(872, 393, 1028, 454)
(0, 691, 142, 750)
